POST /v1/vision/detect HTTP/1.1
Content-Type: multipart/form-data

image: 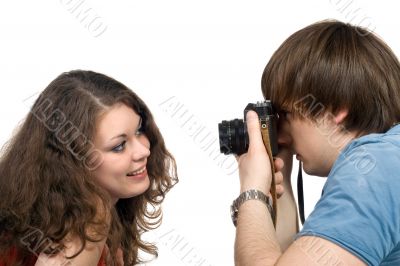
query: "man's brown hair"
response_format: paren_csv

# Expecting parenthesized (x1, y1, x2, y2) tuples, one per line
(262, 20, 400, 133)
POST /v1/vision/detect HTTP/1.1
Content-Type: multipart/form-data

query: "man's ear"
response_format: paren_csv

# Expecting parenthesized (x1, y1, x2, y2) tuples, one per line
(334, 109, 348, 125)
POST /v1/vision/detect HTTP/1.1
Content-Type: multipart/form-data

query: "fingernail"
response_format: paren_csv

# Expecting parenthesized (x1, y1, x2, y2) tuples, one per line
(246, 110, 258, 120)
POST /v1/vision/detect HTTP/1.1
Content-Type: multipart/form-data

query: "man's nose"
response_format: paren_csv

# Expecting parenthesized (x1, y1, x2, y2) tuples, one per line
(277, 122, 292, 147)
(278, 131, 291, 146)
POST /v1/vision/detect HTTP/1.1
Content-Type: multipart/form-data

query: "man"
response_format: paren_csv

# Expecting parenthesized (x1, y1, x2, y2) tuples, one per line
(234, 20, 400, 265)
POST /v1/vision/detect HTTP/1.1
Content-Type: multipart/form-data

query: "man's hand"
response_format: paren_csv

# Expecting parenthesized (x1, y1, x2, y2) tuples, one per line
(237, 111, 273, 194)
(275, 147, 294, 190)
(274, 147, 298, 250)
(274, 157, 285, 198)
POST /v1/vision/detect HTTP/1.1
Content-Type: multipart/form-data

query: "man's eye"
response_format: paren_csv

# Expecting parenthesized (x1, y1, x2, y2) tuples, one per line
(279, 110, 292, 120)
(278, 111, 288, 119)
(112, 141, 126, 152)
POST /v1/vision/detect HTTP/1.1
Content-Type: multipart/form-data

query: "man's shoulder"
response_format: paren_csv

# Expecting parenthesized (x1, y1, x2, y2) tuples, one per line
(348, 126, 400, 150)
(327, 126, 400, 187)
(338, 126, 400, 171)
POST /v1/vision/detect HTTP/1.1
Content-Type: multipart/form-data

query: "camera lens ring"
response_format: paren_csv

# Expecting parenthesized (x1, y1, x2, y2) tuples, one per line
(218, 119, 247, 155)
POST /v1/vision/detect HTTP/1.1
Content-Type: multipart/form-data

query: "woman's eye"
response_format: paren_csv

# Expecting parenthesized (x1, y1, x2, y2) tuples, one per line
(112, 141, 126, 152)
(135, 117, 144, 136)
(135, 127, 144, 136)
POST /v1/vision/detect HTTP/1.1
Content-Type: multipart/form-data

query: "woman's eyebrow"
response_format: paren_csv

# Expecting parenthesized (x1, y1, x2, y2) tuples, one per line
(110, 133, 127, 141)
(108, 118, 142, 141)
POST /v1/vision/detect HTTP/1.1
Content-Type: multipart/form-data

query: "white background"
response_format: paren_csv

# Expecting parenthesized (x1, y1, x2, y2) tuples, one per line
(1, 1, 399, 265)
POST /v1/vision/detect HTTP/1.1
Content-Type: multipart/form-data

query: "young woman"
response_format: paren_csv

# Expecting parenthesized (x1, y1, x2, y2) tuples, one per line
(0, 70, 178, 265)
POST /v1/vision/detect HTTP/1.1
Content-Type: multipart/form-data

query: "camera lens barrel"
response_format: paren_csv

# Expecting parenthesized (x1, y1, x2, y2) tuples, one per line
(218, 100, 279, 156)
(218, 119, 249, 155)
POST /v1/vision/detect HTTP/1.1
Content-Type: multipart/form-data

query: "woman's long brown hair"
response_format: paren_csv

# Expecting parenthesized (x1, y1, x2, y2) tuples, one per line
(0, 70, 178, 265)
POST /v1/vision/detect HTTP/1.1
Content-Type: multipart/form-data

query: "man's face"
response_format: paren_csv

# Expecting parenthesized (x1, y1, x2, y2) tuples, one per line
(277, 111, 345, 177)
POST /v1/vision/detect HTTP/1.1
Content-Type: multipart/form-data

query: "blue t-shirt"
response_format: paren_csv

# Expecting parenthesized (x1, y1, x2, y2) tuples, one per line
(297, 125, 400, 266)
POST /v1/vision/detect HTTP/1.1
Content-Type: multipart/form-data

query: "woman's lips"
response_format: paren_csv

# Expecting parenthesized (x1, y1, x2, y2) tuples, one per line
(126, 167, 147, 180)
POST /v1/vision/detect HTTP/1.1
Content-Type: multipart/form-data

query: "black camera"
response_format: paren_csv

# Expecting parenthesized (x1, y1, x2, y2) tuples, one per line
(218, 100, 279, 156)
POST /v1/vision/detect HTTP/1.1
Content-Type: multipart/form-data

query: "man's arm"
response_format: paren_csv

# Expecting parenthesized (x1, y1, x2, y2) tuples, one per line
(277, 236, 366, 266)
(234, 110, 282, 265)
(234, 198, 367, 266)
(234, 199, 281, 265)
(234, 111, 366, 266)
(274, 149, 299, 251)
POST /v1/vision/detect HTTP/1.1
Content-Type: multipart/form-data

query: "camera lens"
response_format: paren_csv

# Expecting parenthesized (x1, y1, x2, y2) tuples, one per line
(218, 119, 248, 155)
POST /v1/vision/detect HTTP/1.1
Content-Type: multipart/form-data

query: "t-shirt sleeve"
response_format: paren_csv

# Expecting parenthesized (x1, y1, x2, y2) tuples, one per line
(297, 141, 400, 266)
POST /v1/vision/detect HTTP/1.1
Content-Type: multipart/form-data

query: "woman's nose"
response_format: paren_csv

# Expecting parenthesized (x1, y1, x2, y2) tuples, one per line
(131, 136, 151, 161)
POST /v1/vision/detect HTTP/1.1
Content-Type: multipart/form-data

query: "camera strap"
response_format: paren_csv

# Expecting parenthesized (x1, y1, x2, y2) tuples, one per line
(297, 162, 305, 225)
(261, 122, 306, 228)
(260, 124, 278, 228)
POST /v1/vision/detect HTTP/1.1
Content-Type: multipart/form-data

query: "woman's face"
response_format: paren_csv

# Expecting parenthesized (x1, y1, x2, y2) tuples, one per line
(93, 103, 150, 202)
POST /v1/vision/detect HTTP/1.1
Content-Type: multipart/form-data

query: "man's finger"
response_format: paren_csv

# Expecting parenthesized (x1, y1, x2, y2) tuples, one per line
(274, 172, 283, 184)
(274, 157, 284, 171)
(246, 111, 264, 151)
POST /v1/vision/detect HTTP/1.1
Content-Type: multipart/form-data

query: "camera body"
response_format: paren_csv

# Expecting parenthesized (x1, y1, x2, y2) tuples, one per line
(218, 100, 279, 156)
